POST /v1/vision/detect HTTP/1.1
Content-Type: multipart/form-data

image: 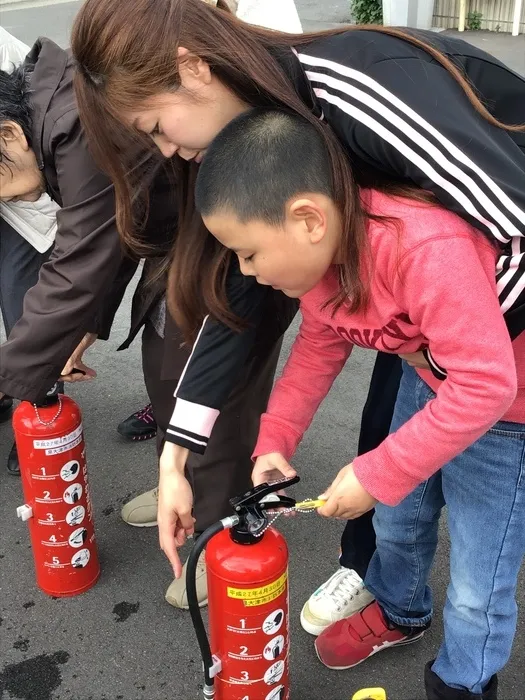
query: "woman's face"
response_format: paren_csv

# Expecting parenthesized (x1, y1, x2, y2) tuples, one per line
(128, 50, 250, 162)
(0, 121, 44, 202)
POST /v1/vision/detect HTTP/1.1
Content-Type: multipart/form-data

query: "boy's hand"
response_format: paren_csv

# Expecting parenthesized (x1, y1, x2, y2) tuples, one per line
(398, 350, 430, 370)
(252, 453, 297, 487)
(318, 464, 377, 520)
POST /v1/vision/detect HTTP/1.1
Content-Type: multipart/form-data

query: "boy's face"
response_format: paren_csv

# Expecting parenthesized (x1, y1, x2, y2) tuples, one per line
(0, 121, 44, 202)
(203, 194, 340, 298)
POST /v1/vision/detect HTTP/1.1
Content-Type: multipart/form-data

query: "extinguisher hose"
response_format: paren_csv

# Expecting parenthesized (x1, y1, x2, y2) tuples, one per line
(186, 516, 239, 698)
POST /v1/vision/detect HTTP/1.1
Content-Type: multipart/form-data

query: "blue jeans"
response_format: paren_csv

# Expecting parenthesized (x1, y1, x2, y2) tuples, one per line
(365, 364, 525, 694)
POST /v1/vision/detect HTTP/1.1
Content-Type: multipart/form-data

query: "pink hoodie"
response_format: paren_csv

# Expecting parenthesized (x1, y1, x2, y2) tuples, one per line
(253, 190, 525, 506)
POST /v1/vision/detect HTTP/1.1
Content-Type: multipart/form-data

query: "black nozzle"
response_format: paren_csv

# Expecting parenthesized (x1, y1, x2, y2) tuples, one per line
(36, 383, 61, 408)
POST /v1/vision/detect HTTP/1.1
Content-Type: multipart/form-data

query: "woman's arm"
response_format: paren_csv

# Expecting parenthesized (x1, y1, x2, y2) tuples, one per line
(163, 256, 280, 452)
(300, 46, 525, 338)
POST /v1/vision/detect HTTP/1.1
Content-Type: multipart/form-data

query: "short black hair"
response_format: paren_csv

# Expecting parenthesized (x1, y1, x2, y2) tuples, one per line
(195, 108, 334, 224)
(0, 64, 33, 165)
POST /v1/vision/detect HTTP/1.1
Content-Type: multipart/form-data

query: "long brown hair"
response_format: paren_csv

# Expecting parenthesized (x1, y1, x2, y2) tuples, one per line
(71, 0, 524, 340)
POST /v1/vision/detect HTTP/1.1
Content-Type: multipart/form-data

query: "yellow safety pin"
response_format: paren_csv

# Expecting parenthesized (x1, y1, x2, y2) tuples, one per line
(294, 498, 326, 511)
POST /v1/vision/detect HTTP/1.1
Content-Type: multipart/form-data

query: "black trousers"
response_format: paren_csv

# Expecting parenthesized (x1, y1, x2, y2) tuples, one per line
(339, 352, 403, 578)
(0, 218, 49, 338)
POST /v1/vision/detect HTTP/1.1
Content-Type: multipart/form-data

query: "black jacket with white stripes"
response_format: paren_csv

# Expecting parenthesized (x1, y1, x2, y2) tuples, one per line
(167, 29, 525, 454)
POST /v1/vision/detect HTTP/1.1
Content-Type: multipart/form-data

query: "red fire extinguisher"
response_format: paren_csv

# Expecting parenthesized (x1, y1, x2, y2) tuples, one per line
(14, 383, 100, 597)
(187, 476, 300, 700)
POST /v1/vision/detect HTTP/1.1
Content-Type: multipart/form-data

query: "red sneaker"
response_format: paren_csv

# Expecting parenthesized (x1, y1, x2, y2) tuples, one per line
(314, 601, 425, 670)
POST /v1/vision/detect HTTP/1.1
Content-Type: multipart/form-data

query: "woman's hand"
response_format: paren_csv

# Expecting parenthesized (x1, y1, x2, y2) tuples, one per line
(61, 332, 98, 382)
(252, 453, 297, 487)
(157, 442, 195, 578)
(318, 464, 377, 520)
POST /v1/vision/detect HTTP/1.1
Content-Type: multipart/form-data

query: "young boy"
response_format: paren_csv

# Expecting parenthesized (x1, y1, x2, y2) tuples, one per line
(194, 108, 525, 700)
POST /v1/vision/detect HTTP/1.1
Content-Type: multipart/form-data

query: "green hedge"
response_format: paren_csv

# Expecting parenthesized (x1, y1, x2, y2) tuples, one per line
(351, 0, 383, 25)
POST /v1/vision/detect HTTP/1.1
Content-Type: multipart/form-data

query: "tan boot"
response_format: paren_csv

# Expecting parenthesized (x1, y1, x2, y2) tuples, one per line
(121, 488, 158, 527)
(165, 551, 207, 609)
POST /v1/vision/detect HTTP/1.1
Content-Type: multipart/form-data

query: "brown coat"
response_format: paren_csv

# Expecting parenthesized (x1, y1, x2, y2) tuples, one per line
(0, 38, 176, 402)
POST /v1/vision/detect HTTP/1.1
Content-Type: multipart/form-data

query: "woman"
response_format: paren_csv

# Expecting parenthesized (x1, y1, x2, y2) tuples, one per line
(0, 32, 293, 611)
(95, 0, 303, 611)
(0, 31, 152, 470)
(70, 0, 525, 646)
(0, 41, 169, 471)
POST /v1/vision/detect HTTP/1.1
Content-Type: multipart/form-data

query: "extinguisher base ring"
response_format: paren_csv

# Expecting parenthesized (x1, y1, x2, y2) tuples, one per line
(38, 567, 101, 598)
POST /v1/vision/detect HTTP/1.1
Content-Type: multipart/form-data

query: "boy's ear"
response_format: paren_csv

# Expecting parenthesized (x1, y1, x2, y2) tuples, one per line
(0, 120, 29, 150)
(289, 197, 327, 244)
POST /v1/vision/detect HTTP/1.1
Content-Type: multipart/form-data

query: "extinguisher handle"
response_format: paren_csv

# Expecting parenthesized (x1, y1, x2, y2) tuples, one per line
(259, 495, 297, 510)
(229, 475, 300, 512)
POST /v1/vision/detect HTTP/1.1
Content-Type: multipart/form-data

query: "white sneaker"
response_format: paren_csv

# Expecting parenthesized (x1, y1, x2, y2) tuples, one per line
(121, 488, 158, 527)
(300, 567, 375, 636)
(165, 551, 207, 609)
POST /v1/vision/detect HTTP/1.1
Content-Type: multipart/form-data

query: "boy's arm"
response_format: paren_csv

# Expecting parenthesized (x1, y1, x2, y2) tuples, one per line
(254, 300, 352, 460)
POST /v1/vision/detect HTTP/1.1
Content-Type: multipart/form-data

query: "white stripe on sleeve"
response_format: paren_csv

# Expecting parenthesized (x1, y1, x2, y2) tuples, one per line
(174, 314, 210, 397)
(313, 86, 502, 241)
(298, 52, 525, 237)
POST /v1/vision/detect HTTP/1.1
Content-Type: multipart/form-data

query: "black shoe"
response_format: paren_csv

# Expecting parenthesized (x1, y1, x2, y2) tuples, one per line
(0, 395, 13, 424)
(7, 442, 20, 476)
(425, 661, 498, 700)
(117, 403, 157, 441)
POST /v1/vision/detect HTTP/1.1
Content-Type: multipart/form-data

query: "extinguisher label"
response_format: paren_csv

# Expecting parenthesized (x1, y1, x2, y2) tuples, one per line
(41, 538, 68, 548)
(262, 609, 285, 636)
(264, 660, 285, 685)
(35, 495, 62, 504)
(71, 548, 91, 568)
(33, 424, 83, 450)
(44, 435, 83, 456)
(69, 527, 88, 548)
(227, 572, 287, 607)
(266, 686, 288, 700)
(263, 635, 285, 660)
(60, 460, 81, 482)
(65, 505, 86, 526)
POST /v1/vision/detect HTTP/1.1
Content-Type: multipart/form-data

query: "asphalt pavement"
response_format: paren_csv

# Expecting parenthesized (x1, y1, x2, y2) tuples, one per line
(1, 4, 524, 699)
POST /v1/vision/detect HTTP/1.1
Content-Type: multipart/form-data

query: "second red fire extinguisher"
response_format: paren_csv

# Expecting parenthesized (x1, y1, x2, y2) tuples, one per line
(14, 383, 100, 598)
(187, 476, 300, 700)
